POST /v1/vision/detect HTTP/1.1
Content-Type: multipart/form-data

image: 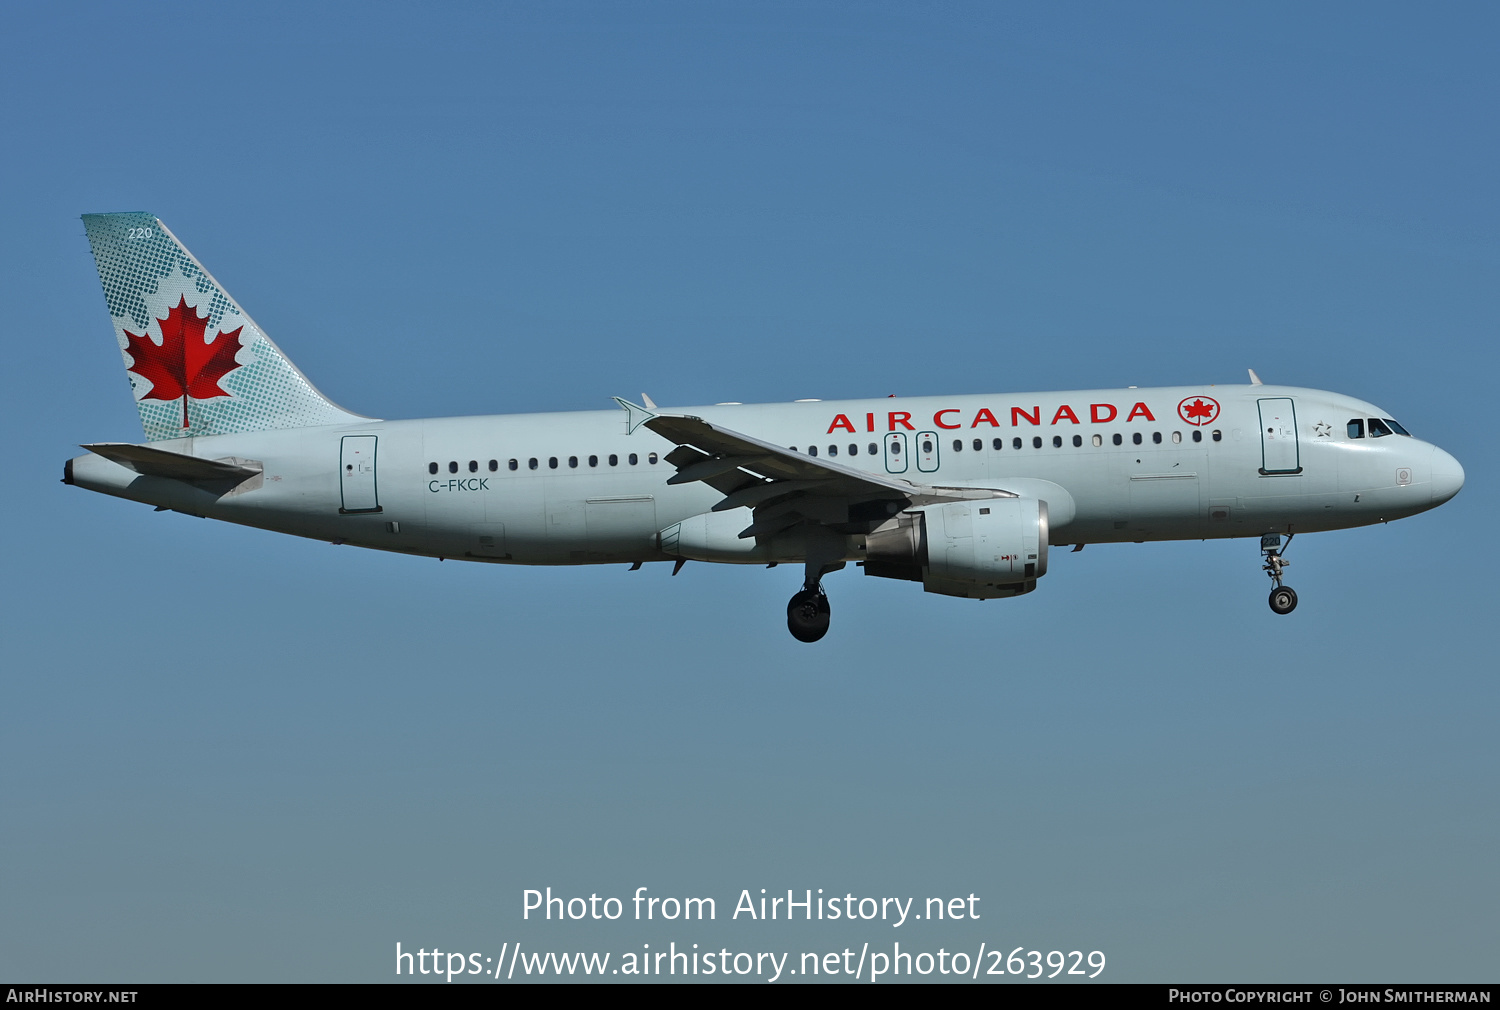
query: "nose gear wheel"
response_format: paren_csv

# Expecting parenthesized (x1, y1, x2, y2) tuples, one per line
(1260, 533, 1297, 616)
(1268, 585, 1298, 615)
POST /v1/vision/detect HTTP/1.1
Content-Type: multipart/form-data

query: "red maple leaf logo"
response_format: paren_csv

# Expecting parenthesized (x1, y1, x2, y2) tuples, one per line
(123, 297, 244, 429)
(1177, 396, 1220, 425)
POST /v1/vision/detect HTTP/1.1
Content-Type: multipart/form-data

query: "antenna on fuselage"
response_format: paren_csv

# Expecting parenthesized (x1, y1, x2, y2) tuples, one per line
(1247, 369, 1264, 386)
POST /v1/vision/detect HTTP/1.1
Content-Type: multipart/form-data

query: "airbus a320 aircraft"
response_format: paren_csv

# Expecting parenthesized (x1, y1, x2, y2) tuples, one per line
(66, 214, 1465, 641)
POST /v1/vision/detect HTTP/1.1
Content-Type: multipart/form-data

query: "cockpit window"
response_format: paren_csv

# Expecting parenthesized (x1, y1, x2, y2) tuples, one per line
(1347, 419, 1364, 439)
(1368, 418, 1394, 438)
(1384, 418, 1410, 436)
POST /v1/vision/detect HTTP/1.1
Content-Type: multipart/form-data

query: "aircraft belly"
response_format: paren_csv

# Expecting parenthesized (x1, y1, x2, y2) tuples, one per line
(583, 496, 657, 558)
(1100, 449, 1207, 540)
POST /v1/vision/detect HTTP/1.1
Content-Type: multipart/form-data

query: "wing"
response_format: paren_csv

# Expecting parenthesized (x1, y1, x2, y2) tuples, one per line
(621, 400, 1013, 540)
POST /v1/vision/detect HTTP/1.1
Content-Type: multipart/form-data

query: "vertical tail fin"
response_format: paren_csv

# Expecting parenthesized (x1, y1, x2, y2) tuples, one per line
(82, 213, 367, 441)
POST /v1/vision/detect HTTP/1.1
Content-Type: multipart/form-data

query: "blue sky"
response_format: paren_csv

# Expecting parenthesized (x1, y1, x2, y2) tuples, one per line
(1, 1, 1495, 982)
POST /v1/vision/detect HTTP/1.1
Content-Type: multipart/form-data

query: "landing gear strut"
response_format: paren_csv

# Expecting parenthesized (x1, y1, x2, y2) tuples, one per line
(1261, 533, 1297, 615)
(787, 552, 844, 643)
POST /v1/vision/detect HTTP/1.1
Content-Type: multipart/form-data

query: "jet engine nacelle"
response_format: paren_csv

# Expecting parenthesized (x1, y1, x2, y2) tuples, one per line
(864, 498, 1049, 599)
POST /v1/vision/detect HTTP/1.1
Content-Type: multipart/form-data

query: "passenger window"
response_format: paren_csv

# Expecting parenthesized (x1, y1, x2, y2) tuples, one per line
(1132, 433, 1142, 445)
(628, 453, 638, 465)
(828, 444, 838, 456)
(588, 455, 598, 467)
(1092, 434, 1102, 447)
(849, 444, 858, 456)
(952, 439, 962, 452)
(973, 439, 982, 451)
(1072, 434, 1082, 447)
(608, 454, 618, 466)
(888, 440, 901, 455)
(1152, 432, 1162, 444)
(489, 459, 498, 471)
(1052, 435, 1062, 448)
(1013, 437, 1022, 450)
(1032, 437, 1042, 449)
(809, 445, 818, 456)
(648, 453, 658, 464)
(1112, 433, 1122, 446)
(1192, 429, 1202, 443)
(1347, 419, 1364, 438)
(469, 460, 478, 472)
(508, 459, 518, 470)
(790, 447, 798, 453)
(921, 439, 933, 453)
(992, 438, 1003, 450)
(1211, 430, 1222, 442)
(448, 461, 458, 474)
(548, 457, 558, 469)
(528, 458, 538, 470)
(868, 443, 878, 454)
(428, 462, 438, 475)
(1171, 432, 1181, 444)
(568, 456, 578, 468)
(1368, 418, 1393, 438)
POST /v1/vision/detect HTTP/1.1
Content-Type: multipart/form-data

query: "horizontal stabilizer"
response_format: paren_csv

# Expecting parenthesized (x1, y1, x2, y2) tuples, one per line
(82, 442, 262, 486)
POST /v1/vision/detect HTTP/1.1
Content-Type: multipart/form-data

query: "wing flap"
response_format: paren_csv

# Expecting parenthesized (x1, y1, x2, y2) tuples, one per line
(666, 455, 767, 485)
(661, 444, 762, 495)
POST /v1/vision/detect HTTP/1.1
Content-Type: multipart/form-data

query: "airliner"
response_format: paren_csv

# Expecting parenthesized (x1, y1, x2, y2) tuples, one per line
(65, 214, 1465, 641)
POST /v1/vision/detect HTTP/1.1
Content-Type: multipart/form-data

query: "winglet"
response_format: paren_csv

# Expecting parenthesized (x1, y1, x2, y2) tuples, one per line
(1247, 368, 1264, 386)
(613, 396, 657, 434)
(641, 393, 659, 410)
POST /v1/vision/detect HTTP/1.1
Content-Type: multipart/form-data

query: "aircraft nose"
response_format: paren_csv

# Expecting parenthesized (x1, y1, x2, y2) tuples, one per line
(1429, 445, 1464, 505)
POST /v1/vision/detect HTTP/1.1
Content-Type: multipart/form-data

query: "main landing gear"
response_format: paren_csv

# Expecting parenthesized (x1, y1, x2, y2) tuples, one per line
(1261, 533, 1297, 615)
(787, 553, 845, 643)
(787, 587, 831, 643)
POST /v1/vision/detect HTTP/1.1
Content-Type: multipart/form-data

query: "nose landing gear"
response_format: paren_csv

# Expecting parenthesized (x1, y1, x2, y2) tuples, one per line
(1261, 534, 1297, 615)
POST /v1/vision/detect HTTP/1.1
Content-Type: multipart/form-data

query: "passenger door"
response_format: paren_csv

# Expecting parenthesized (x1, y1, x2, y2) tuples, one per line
(1257, 398, 1301, 474)
(339, 435, 381, 513)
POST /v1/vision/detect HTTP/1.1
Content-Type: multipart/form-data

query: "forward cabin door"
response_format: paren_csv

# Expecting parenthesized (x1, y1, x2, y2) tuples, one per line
(1257, 398, 1302, 475)
(339, 435, 381, 513)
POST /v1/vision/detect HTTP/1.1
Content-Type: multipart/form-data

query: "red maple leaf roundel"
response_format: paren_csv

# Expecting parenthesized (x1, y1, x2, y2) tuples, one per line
(123, 296, 244, 429)
(1177, 395, 1220, 426)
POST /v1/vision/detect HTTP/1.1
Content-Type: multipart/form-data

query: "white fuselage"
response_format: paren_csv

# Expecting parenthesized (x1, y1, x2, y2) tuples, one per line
(67, 383, 1464, 566)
